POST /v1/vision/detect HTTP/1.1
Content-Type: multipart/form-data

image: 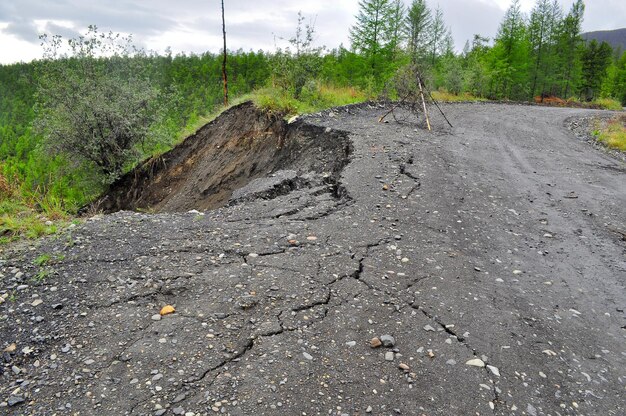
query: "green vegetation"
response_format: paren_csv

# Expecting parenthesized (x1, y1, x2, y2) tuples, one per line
(592, 98, 624, 111)
(594, 115, 626, 152)
(33, 253, 52, 266)
(34, 269, 52, 282)
(1, 0, 625, 245)
(33, 253, 64, 267)
(0, 171, 67, 244)
(36, 28, 167, 180)
(252, 85, 368, 116)
(431, 91, 486, 103)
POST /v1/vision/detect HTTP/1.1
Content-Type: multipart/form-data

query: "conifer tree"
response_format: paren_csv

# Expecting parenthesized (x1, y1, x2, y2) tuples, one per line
(556, 0, 584, 98)
(489, 0, 528, 98)
(349, 0, 402, 82)
(405, 0, 432, 64)
(387, 0, 406, 60)
(580, 40, 613, 101)
(528, 0, 563, 98)
(429, 6, 447, 65)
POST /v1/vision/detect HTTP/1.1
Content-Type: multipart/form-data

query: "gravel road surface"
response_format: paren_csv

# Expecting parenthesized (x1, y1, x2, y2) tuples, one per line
(1, 103, 625, 415)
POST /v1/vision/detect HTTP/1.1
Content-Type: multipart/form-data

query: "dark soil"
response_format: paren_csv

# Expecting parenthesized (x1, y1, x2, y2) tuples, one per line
(92, 101, 352, 213)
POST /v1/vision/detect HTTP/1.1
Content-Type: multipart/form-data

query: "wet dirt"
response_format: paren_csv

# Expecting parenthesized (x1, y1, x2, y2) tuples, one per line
(92, 101, 352, 213)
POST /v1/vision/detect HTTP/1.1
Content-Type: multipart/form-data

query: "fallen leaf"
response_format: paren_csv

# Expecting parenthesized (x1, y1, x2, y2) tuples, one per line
(160, 305, 175, 316)
(4, 343, 17, 353)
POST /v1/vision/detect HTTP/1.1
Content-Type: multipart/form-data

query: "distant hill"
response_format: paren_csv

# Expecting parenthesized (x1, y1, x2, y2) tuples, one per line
(582, 28, 626, 52)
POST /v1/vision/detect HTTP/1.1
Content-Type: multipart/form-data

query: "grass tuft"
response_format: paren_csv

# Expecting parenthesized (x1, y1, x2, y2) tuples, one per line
(594, 114, 626, 152)
(0, 169, 69, 245)
(592, 98, 623, 111)
(431, 90, 486, 103)
(251, 84, 367, 117)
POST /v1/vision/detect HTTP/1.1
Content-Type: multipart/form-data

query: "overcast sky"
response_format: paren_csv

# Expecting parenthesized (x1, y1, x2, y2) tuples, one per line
(1, 0, 624, 64)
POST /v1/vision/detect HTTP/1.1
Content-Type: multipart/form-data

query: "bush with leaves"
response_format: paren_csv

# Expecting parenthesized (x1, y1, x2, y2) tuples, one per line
(271, 13, 323, 99)
(35, 26, 166, 183)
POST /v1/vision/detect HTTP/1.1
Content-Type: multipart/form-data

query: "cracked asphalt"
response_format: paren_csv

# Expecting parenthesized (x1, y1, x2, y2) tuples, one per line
(1, 103, 625, 415)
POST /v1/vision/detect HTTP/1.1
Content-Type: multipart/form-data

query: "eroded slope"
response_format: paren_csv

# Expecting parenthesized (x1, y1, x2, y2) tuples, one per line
(94, 101, 352, 213)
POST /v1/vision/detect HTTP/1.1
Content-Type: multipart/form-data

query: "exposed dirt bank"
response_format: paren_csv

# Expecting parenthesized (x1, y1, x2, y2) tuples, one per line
(92, 101, 352, 213)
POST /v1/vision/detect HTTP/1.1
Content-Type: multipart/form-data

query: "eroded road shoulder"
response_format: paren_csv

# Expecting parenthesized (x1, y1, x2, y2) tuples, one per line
(1, 103, 625, 415)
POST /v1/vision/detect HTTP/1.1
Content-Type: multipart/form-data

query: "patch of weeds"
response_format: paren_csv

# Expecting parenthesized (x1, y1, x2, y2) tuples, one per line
(34, 269, 52, 282)
(32, 253, 64, 282)
(592, 98, 623, 111)
(34, 254, 52, 266)
(135, 207, 156, 214)
(65, 232, 75, 248)
(593, 114, 626, 152)
(251, 84, 367, 117)
(34, 253, 65, 266)
(432, 90, 487, 103)
(0, 200, 68, 244)
(0, 170, 73, 245)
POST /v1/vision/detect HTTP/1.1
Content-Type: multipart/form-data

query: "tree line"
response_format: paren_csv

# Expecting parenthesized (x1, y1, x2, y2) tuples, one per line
(340, 0, 624, 102)
(1, 0, 625, 210)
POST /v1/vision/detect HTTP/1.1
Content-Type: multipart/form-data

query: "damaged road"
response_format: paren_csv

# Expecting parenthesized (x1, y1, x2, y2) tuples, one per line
(1, 103, 625, 415)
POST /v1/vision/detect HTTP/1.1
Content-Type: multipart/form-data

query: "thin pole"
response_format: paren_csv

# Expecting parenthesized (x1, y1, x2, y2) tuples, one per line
(414, 65, 453, 129)
(426, 90, 453, 128)
(416, 72, 431, 131)
(221, 0, 228, 106)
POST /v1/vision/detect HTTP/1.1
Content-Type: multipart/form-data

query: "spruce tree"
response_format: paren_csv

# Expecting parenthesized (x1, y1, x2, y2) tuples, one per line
(349, 0, 403, 83)
(429, 6, 447, 65)
(556, 0, 584, 98)
(528, 0, 563, 98)
(489, 0, 528, 99)
(580, 40, 613, 101)
(387, 0, 406, 60)
(405, 0, 431, 64)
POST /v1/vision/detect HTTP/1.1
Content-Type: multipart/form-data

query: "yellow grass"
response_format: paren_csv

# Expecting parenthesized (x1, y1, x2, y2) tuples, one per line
(592, 98, 623, 111)
(0, 169, 70, 245)
(431, 90, 486, 103)
(595, 114, 626, 152)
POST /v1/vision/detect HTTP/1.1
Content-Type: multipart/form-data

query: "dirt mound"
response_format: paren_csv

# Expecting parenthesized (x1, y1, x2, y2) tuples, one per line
(91, 102, 352, 213)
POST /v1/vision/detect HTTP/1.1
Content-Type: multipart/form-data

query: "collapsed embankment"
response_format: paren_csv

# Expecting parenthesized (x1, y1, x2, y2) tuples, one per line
(90, 101, 352, 213)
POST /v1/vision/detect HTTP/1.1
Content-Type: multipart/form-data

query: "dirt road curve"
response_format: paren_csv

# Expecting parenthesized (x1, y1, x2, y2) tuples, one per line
(1, 103, 625, 415)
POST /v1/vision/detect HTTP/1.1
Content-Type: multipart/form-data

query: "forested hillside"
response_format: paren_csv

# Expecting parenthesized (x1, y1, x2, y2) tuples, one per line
(1, 0, 625, 238)
(583, 28, 626, 53)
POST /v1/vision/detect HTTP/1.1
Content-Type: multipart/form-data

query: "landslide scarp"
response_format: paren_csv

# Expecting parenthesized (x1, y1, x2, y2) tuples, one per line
(91, 101, 352, 213)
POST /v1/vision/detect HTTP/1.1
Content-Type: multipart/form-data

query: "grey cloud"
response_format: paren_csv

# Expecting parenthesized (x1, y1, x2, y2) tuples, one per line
(43, 22, 82, 41)
(0, 0, 178, 41)
(0, 0, 625, 64)
(583, 0, 626, 32)
(438, 0, 505, 49)
(3, 17, 40, 42)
